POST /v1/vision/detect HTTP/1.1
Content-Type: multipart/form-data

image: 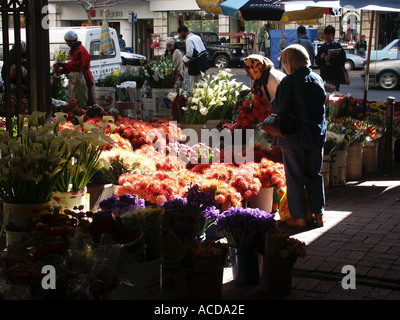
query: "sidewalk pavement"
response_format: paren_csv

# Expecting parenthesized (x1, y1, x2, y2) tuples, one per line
(221, 161, 400, 300)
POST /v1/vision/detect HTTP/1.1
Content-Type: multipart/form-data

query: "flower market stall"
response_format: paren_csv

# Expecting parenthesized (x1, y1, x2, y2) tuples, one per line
(0, 64, 399, 300)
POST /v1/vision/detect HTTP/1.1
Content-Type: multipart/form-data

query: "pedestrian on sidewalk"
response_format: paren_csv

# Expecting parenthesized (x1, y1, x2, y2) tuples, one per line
(356, 35, 367, 57)
(271, 44, 327, 228)
(315, 25, 346, 91)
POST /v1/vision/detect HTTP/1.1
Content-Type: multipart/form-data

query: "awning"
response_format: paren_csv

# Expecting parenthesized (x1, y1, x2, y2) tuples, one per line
(281, 7, 325, 23)
(196, 0, 226, 14)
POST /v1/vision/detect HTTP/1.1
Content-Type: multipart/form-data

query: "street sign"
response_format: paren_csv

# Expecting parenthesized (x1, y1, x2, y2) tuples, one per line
(128, 11, 134, 23)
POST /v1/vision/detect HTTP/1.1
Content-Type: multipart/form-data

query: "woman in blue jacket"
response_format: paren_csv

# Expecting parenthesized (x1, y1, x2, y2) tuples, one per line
(271, 44, 327, 228)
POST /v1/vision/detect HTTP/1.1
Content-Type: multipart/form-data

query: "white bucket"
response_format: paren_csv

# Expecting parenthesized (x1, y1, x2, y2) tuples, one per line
(6, 231, 28, 247)
(95, 87, 116, 110)
(346, 142, 364, 180)
(152, 88, 173, 119)
(363, 140, 379, 173)
(2, 202, 51, 229)
(51, 188, 89, 213)
(247, 187, 274, 213)
(321, 155, 331, 190)
(330, 150, 347, 186)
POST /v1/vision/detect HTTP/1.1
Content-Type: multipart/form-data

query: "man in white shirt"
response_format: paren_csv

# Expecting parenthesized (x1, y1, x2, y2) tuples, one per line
(178, 25, 209, 91)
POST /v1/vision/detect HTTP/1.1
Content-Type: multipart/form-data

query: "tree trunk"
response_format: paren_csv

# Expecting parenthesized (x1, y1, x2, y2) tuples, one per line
(86, 11, 93, 26)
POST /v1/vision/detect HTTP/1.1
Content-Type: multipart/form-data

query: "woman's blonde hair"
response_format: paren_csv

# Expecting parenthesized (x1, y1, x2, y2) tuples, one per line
(281, 44, 311, 74)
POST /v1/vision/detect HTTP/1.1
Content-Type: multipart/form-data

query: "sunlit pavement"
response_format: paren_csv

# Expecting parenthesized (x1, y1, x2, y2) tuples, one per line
(221, 161, 400, 300)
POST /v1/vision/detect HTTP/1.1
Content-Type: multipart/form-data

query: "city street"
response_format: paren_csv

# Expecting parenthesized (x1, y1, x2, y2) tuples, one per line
(202, 68, 400, 103)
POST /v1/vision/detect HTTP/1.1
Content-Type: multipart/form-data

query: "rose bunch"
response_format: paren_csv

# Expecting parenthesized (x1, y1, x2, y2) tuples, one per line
(236, 94, 271, 129)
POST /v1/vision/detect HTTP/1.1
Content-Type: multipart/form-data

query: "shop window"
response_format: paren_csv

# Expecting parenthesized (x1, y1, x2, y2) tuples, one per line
(168, 11, 219, 34)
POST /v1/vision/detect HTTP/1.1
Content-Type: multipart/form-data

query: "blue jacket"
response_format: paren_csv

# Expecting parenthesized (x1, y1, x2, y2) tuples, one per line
(271, 67, 327, 149)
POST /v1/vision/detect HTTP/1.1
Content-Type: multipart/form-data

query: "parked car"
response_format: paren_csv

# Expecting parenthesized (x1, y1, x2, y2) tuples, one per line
(277, 42, 365, 70)
(369, 39, 400, 61)
(120, 50, 147, 66)
(170, 31, 248, 68)
(365, 59, 400, 90)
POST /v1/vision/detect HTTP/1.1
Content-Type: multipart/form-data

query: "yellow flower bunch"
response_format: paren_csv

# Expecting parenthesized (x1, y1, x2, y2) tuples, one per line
(56, 51, 69, 63)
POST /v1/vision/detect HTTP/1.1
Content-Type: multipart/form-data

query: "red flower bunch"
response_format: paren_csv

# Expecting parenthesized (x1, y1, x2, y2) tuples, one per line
(236, 94, 271, 128)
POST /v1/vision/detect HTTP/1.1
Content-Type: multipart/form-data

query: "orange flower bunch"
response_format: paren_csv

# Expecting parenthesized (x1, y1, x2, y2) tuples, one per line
(133, 145, 186, 172)
(197, 177, 243, 211)
(186, 239, 228, 260)
(117, 171, 185, 205)
(107, 133, 133, 151)
(255, 158, 286, 189)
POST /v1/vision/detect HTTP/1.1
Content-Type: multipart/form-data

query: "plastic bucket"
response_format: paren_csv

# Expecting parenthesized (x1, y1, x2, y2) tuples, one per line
(95, 87, 116, 110)
(258, 254, 297, 295)
(152, 88, 173, 119)
(247, 187, 274, 213)
(112, 258, 162, 300)
(185, 267, 224, 300)
(346, 142, 364, 180)
(363, 140, 379, 173)
(6, 231, 28, 247)
(229, 246, 259, 285)
(51, 188, 89, 213)
(2, 202, 51, 229)
(330, 150, 347, 186)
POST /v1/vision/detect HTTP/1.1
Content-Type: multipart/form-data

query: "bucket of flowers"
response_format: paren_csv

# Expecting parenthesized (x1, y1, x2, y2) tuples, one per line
(258, 230, 307, 294)
(180, 69, 243, 125)
(215, 207, 277, 284)
(183, 239, 229, 300)
(52, 114, 115, 212)
(0, 112, 80, 238)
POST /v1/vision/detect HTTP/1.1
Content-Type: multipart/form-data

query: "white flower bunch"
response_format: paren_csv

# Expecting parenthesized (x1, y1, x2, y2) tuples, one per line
(182, 69, 243, 125)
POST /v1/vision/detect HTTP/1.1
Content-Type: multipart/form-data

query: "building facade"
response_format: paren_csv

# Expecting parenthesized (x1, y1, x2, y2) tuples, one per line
(46, 1, 399, 59)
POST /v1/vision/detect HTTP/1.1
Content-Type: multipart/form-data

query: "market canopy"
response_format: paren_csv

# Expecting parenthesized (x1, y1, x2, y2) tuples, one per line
(281, 0, 400, 11)
(220, 0, 285, 20)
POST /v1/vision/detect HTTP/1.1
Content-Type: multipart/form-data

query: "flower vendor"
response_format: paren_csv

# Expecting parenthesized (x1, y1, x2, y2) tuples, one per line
(56, 30, 96, 108)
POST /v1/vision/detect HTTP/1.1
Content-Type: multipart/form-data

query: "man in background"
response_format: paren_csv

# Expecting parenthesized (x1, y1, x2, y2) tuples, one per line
(291, 25, 315, 64)
(178, 25, 209, 91)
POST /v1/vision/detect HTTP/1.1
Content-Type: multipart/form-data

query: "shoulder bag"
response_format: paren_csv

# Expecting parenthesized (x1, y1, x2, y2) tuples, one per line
(258, 79, 297, 138)
(340, 65, 350, 85)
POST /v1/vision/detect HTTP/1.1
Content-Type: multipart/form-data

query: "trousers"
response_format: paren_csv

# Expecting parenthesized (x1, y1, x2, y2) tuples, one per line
(282, 147, 325, 220)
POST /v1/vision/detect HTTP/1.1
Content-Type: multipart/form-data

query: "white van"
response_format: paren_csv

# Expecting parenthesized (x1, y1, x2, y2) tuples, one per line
(0, 26, 122, 82)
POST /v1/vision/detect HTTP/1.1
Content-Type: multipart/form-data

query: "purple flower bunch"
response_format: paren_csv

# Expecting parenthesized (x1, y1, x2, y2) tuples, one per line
(162, 184, 221, 244)
(215, 207, 277, 249)
(99, 194, 145, 217)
